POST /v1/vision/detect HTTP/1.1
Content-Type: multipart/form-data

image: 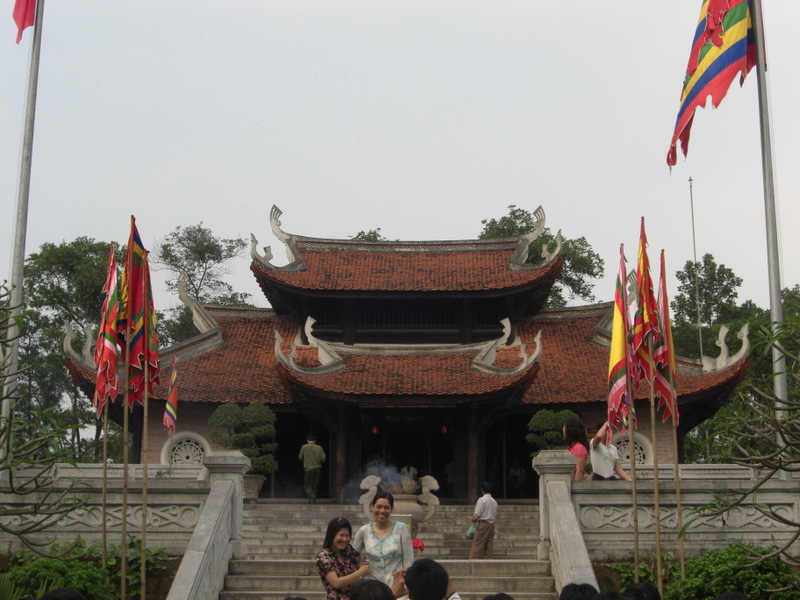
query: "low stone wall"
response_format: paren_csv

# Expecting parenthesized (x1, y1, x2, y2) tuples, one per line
(534, 451, 800, 568)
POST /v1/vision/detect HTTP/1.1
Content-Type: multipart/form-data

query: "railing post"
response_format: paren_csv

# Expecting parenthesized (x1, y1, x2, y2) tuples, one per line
(204, 450, 250, 559)
(532, 450, 573, 559)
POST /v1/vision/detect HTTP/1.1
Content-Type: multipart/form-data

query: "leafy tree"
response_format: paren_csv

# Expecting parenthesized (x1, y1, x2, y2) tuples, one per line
(350, 229, 388, 242)
(1, 285, 88, 552)
(671, 253, 749, 358)
(20, 237, 119, 461)
(153, 223, 249, 344)
(478, 205, 604, 307)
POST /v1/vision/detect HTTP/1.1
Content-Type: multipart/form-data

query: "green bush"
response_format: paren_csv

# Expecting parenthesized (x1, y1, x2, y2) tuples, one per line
(6, 556, 114, 599)
(664, 544, 798, 600)
(526, 409, 579, 453)
(208, 403, 278, 476)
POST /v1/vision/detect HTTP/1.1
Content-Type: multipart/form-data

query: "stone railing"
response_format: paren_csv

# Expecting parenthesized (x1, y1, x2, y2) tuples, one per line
(0, 451, 249, 599)
(533, 450, 800, 587)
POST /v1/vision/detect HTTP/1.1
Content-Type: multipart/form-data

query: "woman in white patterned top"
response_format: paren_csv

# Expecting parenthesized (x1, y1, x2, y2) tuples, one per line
(353, 491, 413, 597)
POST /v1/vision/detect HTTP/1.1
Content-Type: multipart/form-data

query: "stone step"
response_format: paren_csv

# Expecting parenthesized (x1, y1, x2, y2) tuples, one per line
(220, 593, 555, 600)
(229, 559, 550, 577)
(223, 575, 554, 593)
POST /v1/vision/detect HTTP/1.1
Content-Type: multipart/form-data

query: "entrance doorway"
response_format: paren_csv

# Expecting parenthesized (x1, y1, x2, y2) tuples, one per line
(360, 413, 455, 498)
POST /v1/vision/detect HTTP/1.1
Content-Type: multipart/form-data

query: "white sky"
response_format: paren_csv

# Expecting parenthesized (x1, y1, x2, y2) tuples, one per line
(2, 1, 799, 316)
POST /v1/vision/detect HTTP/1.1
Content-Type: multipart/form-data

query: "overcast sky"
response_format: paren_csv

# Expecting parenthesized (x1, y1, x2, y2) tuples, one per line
(2, 1, 799, 319)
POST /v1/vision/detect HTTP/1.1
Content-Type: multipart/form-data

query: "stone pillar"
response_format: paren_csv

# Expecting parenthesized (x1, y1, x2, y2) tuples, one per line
(204, 450, 250, 558)
(532, 449, 573, 560)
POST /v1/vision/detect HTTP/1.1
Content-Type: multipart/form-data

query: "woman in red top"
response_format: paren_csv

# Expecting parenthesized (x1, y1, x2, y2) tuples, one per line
(563, 417, 590, 481)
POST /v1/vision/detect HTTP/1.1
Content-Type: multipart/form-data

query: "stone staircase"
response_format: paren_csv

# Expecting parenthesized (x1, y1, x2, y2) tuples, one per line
(219, 501, 556, 600)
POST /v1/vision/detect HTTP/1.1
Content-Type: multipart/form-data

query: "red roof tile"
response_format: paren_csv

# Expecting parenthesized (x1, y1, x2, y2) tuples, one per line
(252, 239, 562, 293)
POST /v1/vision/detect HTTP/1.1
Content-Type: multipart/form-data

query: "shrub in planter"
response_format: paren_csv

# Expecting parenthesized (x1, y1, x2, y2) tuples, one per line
(526, 408, 580, 454)
(208, 403, 278, 475)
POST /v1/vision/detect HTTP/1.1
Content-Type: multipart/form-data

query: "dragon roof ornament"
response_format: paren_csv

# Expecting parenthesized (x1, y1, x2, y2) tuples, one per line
(702, 323, 750, 372)
(250, 205, 306, 271)
(508, 206, 562, 270)
(274, 319, 346, 375)
(177, 273, 217, 334)
(63, 322, 94, 365)
(472, 318, 541, 375)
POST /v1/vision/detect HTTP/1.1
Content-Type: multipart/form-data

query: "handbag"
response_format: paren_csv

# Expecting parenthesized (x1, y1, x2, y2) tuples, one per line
(465, 522, 476, 540)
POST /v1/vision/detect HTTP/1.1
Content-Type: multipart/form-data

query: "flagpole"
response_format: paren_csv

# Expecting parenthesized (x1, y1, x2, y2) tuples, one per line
(101, 401, 109, 570)
(626, 397, 640, 582)
(687, 177, 703, 357)
(647, 343, 663, 597)
(1, 0, 45, 483)
(140, 252, 151, 600)
(749, 0, 788, 422)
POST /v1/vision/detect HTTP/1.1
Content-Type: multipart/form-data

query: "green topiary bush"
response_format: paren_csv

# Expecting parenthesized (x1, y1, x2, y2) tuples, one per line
(526, 409, 579, 453)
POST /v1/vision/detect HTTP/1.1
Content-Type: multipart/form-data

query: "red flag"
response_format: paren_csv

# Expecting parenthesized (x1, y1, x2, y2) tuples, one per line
(607, 244, 635, 440)
(163, 356, 178, 436)
(93, 243, 120, 416)
(632, 218, 660, 386)
(13, 0, 35, 43)
(654, 251, 679, 423)
(118, 217, 160, 406)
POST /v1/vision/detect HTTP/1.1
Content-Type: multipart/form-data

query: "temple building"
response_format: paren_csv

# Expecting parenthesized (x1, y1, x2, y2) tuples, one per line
(66, 206, 749, 501)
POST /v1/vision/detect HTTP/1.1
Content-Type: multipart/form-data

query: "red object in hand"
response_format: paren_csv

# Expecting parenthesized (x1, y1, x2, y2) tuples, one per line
(411, 539, 425, 552)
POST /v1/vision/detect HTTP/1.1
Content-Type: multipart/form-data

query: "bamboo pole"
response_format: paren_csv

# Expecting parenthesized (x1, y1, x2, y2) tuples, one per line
(140, 253, 151, 600)
(671, 417, 686, 579)
(647, 339, 663, 597)
(101, 401, 109, 570)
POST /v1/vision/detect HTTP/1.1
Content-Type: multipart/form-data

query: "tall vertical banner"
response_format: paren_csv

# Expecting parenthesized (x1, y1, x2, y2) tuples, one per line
(667, 0, 756, 166)
(118, 217, 161, 404)
(93, 244, 120, 416)
(632, 218, 660, 384)
(607, 244, 634, 439)
(654, 251, 679, 423)
(163, 357, 178, 436)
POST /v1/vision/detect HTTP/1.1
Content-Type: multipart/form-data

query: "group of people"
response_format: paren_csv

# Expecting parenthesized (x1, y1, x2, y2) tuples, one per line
(559, 581, 752, 600)
(317, 486, 500, 600)
(563, 418, 632, 482)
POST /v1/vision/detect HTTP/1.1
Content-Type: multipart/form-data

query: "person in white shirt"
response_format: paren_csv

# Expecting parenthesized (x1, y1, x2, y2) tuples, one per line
(468, 482, 498, 559)
(590, 421, 631, 481)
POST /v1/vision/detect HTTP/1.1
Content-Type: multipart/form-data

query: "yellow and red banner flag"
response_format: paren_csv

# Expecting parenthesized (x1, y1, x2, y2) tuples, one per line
(93, 243, 120, 416)
(654, 251, 679, 423)
(632, 218, 660, 386)
(667, 0, 756, 166)
(607, 244, 635, 439)
(163, 356, 178, 436)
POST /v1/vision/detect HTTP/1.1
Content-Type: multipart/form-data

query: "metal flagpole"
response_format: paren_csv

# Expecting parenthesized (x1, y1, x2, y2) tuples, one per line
(1, 0, 46, 482)
(687, 177, 703, 357)
(749, 0, 787, 420)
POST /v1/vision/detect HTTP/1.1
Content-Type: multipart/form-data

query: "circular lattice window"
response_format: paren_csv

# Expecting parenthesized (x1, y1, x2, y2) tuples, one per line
(613, 436, 649, 466)
(169, 438, 206, 465)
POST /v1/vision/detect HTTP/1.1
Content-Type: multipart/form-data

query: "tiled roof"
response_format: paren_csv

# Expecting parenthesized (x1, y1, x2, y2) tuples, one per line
(67, 305, 747, 408)
(518, 309, 749, 405)
(278, 345, 539, 400)
(251, 238, 562, 293)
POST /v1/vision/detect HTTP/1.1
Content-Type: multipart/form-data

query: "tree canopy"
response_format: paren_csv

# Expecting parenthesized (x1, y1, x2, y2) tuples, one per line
(478, 205, 605, 307)
(153, 223, 249, 344)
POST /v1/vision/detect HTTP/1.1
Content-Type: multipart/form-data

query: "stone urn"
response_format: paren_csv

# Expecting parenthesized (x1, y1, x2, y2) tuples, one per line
(359, 474, 440, 537)
(243, 474, 266, 499)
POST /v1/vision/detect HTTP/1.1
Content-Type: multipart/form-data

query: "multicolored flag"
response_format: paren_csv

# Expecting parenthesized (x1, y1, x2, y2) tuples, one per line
(93, 243, 120, 416)
(118, 217, 160, 406)
(607, 244, 636, 439)
(632, 218, 660, 386)
(163, 356, 178, 436)
(667, 0, 756, 166)
(13, 0, 35, 43)
(654, 251, 679, 423)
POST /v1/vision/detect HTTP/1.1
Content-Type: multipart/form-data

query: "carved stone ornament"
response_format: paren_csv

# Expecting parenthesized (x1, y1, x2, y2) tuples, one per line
(701, 323, 750, 372)
(472, 318, 541, 375)
(508, 206, 562, 270)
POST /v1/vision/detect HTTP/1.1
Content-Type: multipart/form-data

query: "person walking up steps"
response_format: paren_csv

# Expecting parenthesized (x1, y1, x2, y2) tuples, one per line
(299, 433, 326, 503)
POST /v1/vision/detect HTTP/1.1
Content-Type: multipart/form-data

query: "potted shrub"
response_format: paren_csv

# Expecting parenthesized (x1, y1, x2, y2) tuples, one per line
(526, 408, 579, 454)
(207, 403, 278, 498)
